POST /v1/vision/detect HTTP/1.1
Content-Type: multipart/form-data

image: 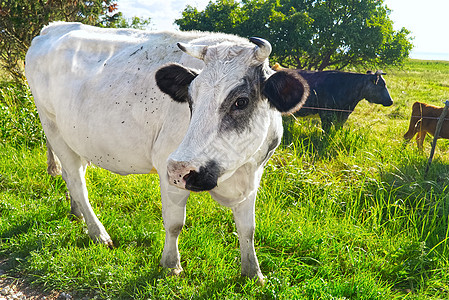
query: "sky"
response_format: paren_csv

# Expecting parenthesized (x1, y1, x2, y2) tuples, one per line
(116, 0, 449, 61)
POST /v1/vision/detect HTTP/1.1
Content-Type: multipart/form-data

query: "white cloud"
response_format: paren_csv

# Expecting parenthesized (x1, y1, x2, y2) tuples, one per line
(117, 0, 210, 31)
(384, 0, 449, 58)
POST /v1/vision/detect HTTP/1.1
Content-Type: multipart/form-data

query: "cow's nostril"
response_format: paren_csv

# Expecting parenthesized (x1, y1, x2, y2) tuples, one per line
(183, 170, 195, 182)
(167, 160, 219, 191)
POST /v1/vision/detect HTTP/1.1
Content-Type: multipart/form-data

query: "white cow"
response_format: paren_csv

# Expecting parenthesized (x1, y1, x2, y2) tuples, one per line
(25, 22, 309, 282)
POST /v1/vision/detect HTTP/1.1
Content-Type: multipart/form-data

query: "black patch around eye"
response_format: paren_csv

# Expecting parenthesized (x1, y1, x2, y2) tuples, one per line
(220, 93, 257, 134)
(218, 65, 265, 134)
(232, 97, 249, 110)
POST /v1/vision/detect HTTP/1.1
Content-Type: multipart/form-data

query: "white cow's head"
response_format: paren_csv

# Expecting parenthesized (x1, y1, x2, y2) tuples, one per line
(156, 37, 308, 192)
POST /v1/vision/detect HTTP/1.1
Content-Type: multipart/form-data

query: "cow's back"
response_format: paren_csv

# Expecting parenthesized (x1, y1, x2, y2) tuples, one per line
(299, 71, 365, 100)
(25, 22, 205, 107)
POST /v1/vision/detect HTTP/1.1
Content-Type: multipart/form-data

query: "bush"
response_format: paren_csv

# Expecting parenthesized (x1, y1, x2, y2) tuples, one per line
(0, 82, 44, 148)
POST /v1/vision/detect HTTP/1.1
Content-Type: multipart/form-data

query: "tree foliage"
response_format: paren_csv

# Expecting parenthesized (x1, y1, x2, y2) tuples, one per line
(0, 0, 142, 81)
(176, 0, 413, 70)
(106, 14, 152, 30)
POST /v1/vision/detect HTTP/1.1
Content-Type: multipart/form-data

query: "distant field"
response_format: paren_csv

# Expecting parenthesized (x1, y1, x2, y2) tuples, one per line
(0, 59, 448, 299)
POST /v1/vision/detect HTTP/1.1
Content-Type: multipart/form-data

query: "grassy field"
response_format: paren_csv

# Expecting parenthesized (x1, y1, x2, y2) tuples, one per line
(1, 59, 448, 299)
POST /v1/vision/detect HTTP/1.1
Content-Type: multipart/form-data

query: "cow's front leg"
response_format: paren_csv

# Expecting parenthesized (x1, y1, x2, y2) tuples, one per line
(319, 112, 334, 133)
(231, 192, 264, 284)
(159, 180, 190, 275)
(334, 112, 351, 130)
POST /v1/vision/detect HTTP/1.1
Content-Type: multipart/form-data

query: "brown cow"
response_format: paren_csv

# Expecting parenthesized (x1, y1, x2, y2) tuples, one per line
(403, 101, 449, 150)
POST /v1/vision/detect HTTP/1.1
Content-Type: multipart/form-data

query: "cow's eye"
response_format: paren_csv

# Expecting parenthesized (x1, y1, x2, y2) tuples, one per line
(233, 97, 249, 110)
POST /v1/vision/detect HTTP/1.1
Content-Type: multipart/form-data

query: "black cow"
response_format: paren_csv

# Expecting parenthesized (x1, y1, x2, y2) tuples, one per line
(273, 64, 393, 132)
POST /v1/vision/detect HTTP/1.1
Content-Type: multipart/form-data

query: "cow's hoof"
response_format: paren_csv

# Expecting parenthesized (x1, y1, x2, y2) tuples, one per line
(256, 274, 265, 286)
(94, 237, 114, 248)
(242, 271, 265, 285)
(167, 267, 183, 277)
(105, 239, 114, 249)
(89, 233, 114, 248)
(96, 237, 114, 249)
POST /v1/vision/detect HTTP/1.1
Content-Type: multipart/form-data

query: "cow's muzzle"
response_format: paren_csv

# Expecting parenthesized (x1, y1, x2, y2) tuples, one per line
(383, 98, 393, 107)
(167, 159, 220, 192)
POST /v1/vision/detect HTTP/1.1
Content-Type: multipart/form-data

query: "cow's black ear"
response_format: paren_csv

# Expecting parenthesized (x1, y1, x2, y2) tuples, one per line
(263, 70, 309, 114)
(156, 63, 198, 103)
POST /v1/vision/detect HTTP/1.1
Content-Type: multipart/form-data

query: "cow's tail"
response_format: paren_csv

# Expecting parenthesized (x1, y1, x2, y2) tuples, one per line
(46, 140, 62, 176)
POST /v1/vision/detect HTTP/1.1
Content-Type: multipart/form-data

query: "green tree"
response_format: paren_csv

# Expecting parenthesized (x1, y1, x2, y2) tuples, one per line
(176, 0, 413, 70)
(176, 0, 242, 33)
(0, 0, 120, 81)
(107, 13, 151, 30)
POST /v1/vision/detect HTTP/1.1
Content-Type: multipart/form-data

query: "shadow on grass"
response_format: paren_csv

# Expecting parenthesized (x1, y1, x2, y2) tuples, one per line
(281, 116, 368, 161)
(380, 154, 449, 200)
(118, 270, 266, 300)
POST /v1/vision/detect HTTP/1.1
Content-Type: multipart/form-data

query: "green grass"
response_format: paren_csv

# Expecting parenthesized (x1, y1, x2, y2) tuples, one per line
(1, 59, 449, 299)
(0, 82, 44, 148)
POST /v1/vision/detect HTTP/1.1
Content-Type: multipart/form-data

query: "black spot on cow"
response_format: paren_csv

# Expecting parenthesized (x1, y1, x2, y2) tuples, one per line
(184, 160, 221, 192)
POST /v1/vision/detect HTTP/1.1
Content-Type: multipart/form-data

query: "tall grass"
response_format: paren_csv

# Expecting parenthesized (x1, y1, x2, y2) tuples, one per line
(0, 82, 44, 148)
(1, 60, 449, 299)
